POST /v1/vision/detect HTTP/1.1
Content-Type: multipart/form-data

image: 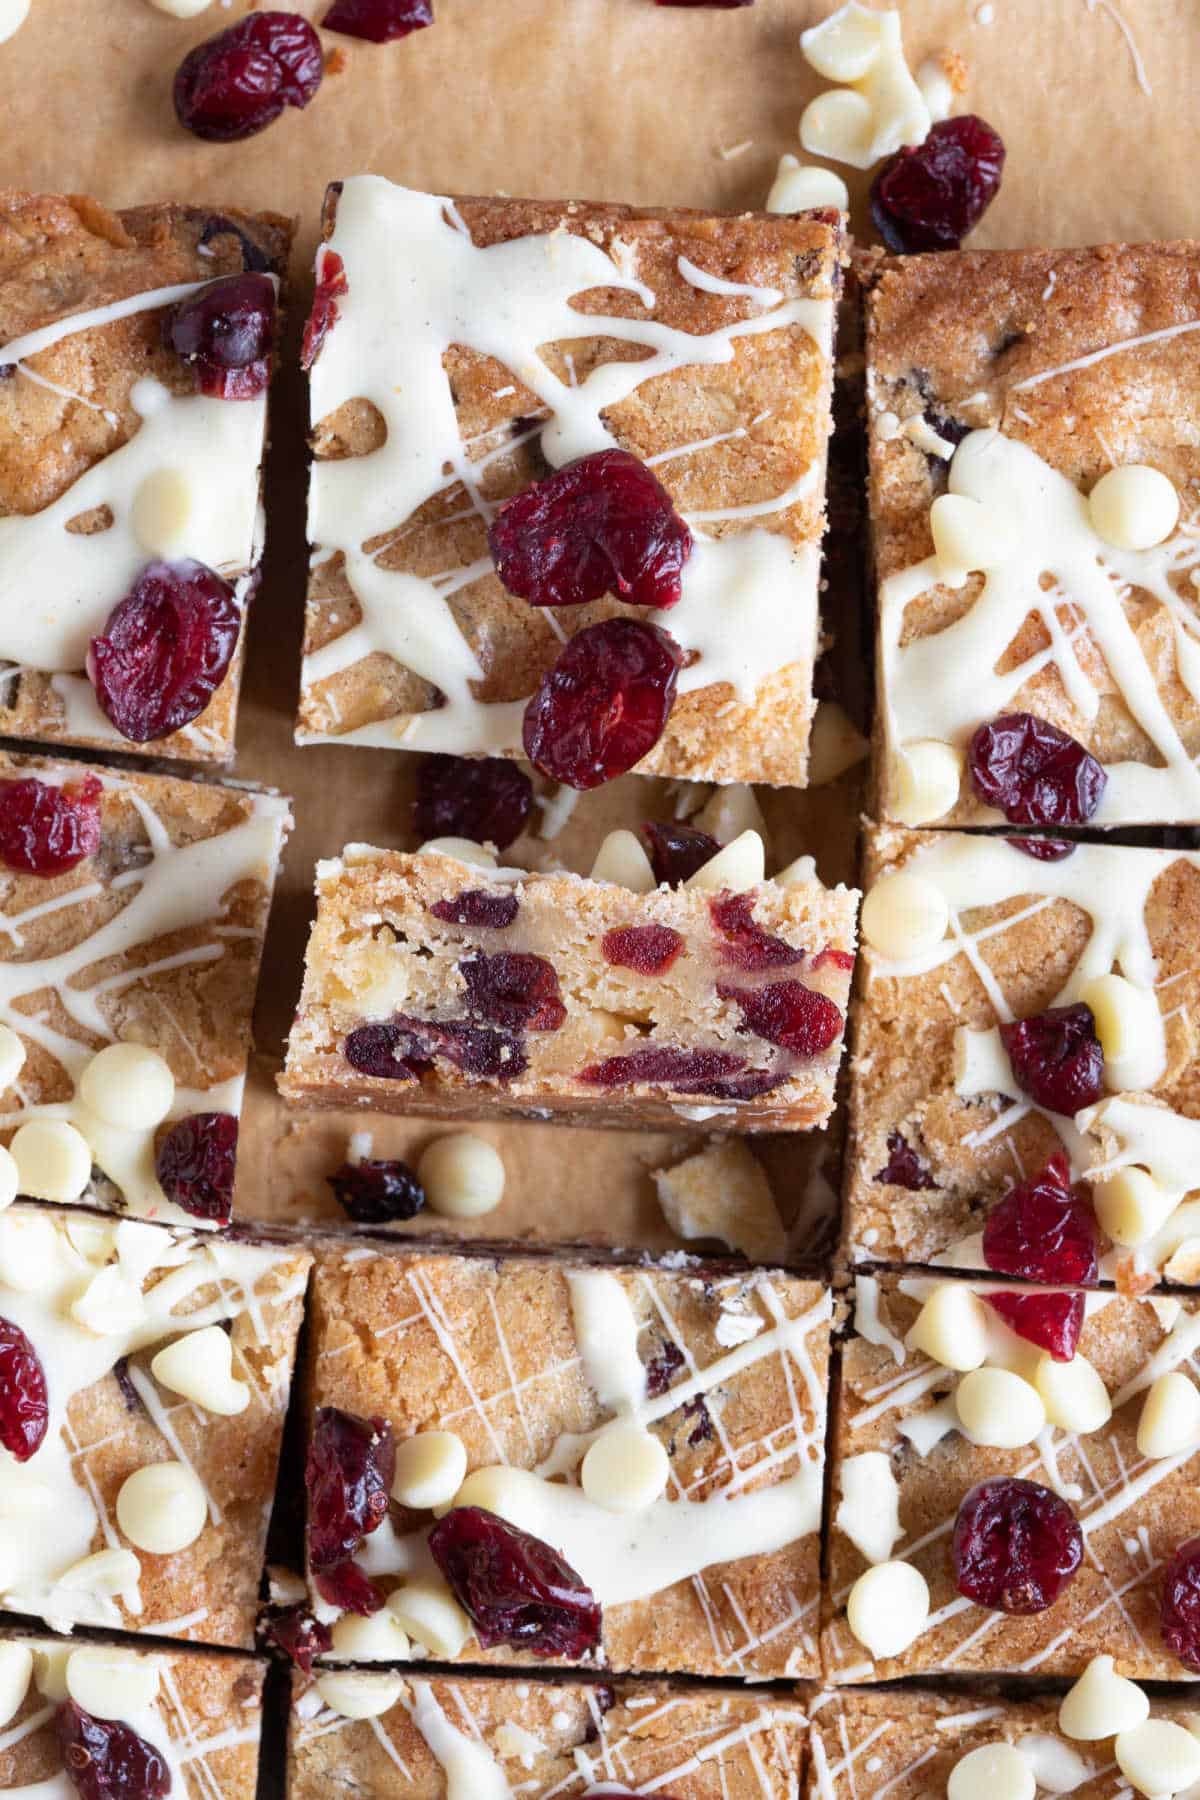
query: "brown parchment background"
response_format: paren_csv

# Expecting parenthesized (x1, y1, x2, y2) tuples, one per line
(2, 0, 1197, 1257)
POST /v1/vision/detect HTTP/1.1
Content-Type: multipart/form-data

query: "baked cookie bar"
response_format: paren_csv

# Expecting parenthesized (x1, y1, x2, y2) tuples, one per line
(0, 750, 288, 1227)
(302, 1242, 830, 1679)
(0, 1632, 263, 1798)
(300, 174, 842, 787)
(867, 244, 1200, 828)
(824, 1271, 1200, 1680)
(291, 1670, 808, 1798)
(279, 843, 857, 1132)
(0, 1203, 309, 1646)
(846, 827, 1200, 1284)
(0, 190, 291, 762)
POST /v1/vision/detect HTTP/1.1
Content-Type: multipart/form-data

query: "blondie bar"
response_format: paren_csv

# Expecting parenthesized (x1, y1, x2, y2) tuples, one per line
(0, 190, 290, 762)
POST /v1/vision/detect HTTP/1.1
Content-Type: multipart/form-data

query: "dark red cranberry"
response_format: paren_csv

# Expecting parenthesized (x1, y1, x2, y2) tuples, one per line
(0, 775, 102, 876)
(1161, 1538, 1200, 1671)
(870, 115, 1006, 253)
(429, 1505, 601, 1657)
(344, 1022, 424, 1082)
(985, 1290, 1085, 1362)
(314, 1560, 385, 1616)
(874, 1130, 936, 1190)
(263, 1605, 332, 1672)
(969, 713, 1106, 828)
(812, 945, 856, 972)
(461, 953, 566, 1031)
(323, 0, 433, 40)
(683, 1395, 714, 1444)
(1007, 837, 1076, 862)
(0, 1317, 49, 1461)
(306, 1406, 395, 1576)
(430, 890, 520, 929)
(999, 1003, 1104, 1115)
(174, 11, 323, 142)
(156, 1112, 238, 1225)
(982, 1154, 1099, 1286)
(953, 1477, 1083, 1614)
(57, 1702, 170, 1800)
(522, 619, 682, 789)
(88, 561, 241, 742)
(413, 754, 533, 850)
(327, 1158, 424, 1223)
(721, 980, 843, 1057)
(301, 249, 348, 370)
(345, 1016, 527, 1083)
(643, 821, 720, 885)
(645, 1339, 685, 1397)
(580, 1044, 753, 1094)
(709, 893, 804, 971)
(602, 924, 685, 975)
(489, 450, 692, 612)
(167, 273, 275, 400)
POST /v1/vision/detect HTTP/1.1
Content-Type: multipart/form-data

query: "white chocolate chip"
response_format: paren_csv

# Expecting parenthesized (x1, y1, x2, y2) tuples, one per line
(845, 1559, 929, 1659)
(799, 88, 876, 166)
(66, 1648, 158, 1720)
(57, 1548, 140, 1597)
(146, 0, 212, 14)
(800, 1, 884, 81)
(1035, 1351, 1111, 1434)
(0, 1147, 16, 1212)
(391, 1430, 469, 1511)
(151, 1326, 250, 1416)
(766, 153, 850, 214)
(1115, 1720, 1200, 1798)
(387, 1578, 473, 1658)
(948, 1744, 1035, 1800)
(1094, 1166, 1176, 1248)
(315, 1671, 404, 1721)
(1137, 1371, 1200, 1459)
(652, 1138, 787, 1263)
(71, 1266, 146, 1336)
(451, 1464, 527, 1516)
(806, 700, 869, 786)
(0, 1209, 58, 1289)
(581, 1423, 670, 1513)
(695, 783, 769, 852)
(1089, 466, 1180, 552)
(131, 468, 193, 557)
(916, 55, 955, 122)
(907, 1282, 990, 1371)
(0, 1642, 32, 1730)
(684, 829, 765, 891)
(1078, 973, 1166, 1093)
(931, 493, 1012, 584)
(835, 1450, 903, 1565)
(891, 739, 963, 826)
(116, 1461, 208, 1554)
(79, 1042, 176, 1133)
(0, 0, 30, 46)
(860, 871, 950, 960)
(799, 6, 930, 169)
(774, 854, 818, 887)
(418, 838, 498, 868)
(0, 1026, 26, 1092)
(953, 1025, 1014, 1098)
(589, 829, 656, 891)
(10, 1117, 93, 1202)
(32, 1644, 72, 1701)
(955, 1367, 1046, 1447)
(418, 1133, 506, 1219)
(330, 1609, 411, 1662)
(1059, 1655, 1150, 1741)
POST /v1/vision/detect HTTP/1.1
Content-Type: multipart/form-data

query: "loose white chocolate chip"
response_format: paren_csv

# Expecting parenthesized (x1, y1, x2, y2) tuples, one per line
(116, 1461, 208, 1554)
(10, 1117, 92, 1202)
(66, 1648, 159, 1720)
(0, 1025, 26, 1091)
(845, 1559, 929, 1659)
(891, 739, 963, 826)
(581, 1423, 669, 1513)
(1094, 1166, 1176, 1248)
(908, 1282, 990, 1371)
(806, 699, 869, 785)
(151, 1326, 250, 1416)
(0, 1643, 32, 1730)
(1078, 973, 1166, 1093)
(1115, 1720, 1200, 1798)
(589, 829, 655, 892)
(774, 854, 818, 886)
(766, 153, 850, 214)
(948, 1744, 1036, 1800)
(916, 55, 955, 122)
(32, 1644, 72, 1701)
(1089, 465, 1180, 552)
(131, 468, 193, 557)
(391, 1430, 469, 1510)
(315, 1671, 405, 1721)
(684, 829, 765, 891)
(956, 1367, 1046, 1447)
(418, 837, 497, 868)
(418, 1133, 506, 1219)
(799, 87, 876, 166)
(953, 1025, 1013, 1099)
(1035, 1352, 1112, 1435)
(58, 1548, 140, 1596)
(71, 1266, 146, 1336)
(0, 0, 31, 46)
(799, 5, 929, 168)
(835, 1450, 903, 1565)
(330, 1609, 411, 1662)
(800, 1, 884, 81)
(0, 1209, 58, 1289)
(1137, 1370, 1200, 1458)
(387, 1578, 473, 1658)
(0, 1147, 17, 1212)
(861, 871, 950, 960)
(80, 1042, 176, 1133)
(1059, 1654, 1150, 1741)
(695, 782, 769, 850)
(930, 493, 1012, 584)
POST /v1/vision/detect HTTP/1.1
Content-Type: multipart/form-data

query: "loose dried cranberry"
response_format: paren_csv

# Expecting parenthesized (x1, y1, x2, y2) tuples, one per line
(0, 1316, 49, 1461)
(307, 1407, 395, 1579)
(874, 1130, 936, 1190)
(429, 1505, 601, 1657)
(430, 890, 520, 929)
(168, 273, 275, 400)
(709, 893, 804, 971)
(461, 953, 566, 1031)
(982, 1154, 1099, 1286)
(156, 1112, 238, 1225)
(580, 1044, 753, 1095)
(174, 11, 323, 142)
(1000, 1003, 1104, 1115)
(522, 619, 682, 789)
(301, 249, 348, 371)
(88, 561, 241, 742)
(953, 1477, 1083, 1614)
(327, 1158, 425, 1223)
(602, 924, 685, 975)
(1007, 837, 1076, 862)
(489, 450, 692, 612)
(643, 821, 720, 885)
(346, 1016, 527, 1083)
(314, 1560, 385, 1616)
(323, 0, 433, 40)
(1162, 1538, 1200, 1672)
(870, 115, 1006, 254)
(985, 1290, 1085, 1362)
(344, 1022, 424, 1082)
(645, 1339, 685, 1397)
(721, 980, 843, 1057)
(413, 754, 533, 850)
(263, 1605, 332, 1672)
(968, 713, 1107, 827)
(0, 775, 102, 876)
(57, 1702, 170, 1800)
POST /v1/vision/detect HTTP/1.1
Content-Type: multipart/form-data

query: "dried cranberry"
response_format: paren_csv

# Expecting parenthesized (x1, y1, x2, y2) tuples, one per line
(683, 1395, 714, 1445)
(0, 1317, 49, 1461)
(307, 1406, 395, 1579)
(0, 775, 101, 876)
(88, 561, 241, 742)
(969, 713, 1107, 828)
(156, 1112, 238, 1225)
(57, 1702, 170, 1800)
(645, 1339, 685, 1397)
(643, 821, 720, 885)
(346, 1016, 527, 1083)
(168, 273, 275, 400)
(721, 980, 843, 1057)
(263, 1605, 332, 1672)
(870, 115, 1006, 253)
(1162, 1538, 1200, 1671)
(344, 1022, 424, 1082)
(323, 0, 433, 40)
(874, 1130, 936, 1190)
(602, 924, 685, 975)
(709, 893, 804, 971)
(522, 619, 682, 789)
(174, 11, 323, 142)
(489, 450, 692, 612)
(1007, 837, 1076, 862)
(413, 754, 532, 850)
(1000, 1003, 1104, 1115)
(314, 1560, 385, 1616)
(580, 1044, 754, 1094)
(327, 1158, 424, 1223)
(429, 1505, 601, 1657)
(953, 1477, 1083, 1614)
(430, 890, 520, 929)
(461, 953, 566, 1031)
(983, 1154, 1099, 1286)
(301, 249, 348, 370)
(985, 1290, 1085, 1362)
(812, 946, 856, 973)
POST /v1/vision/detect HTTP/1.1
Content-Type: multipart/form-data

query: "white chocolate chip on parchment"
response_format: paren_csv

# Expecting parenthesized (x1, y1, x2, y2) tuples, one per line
(418, 1133, 506, 1219)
